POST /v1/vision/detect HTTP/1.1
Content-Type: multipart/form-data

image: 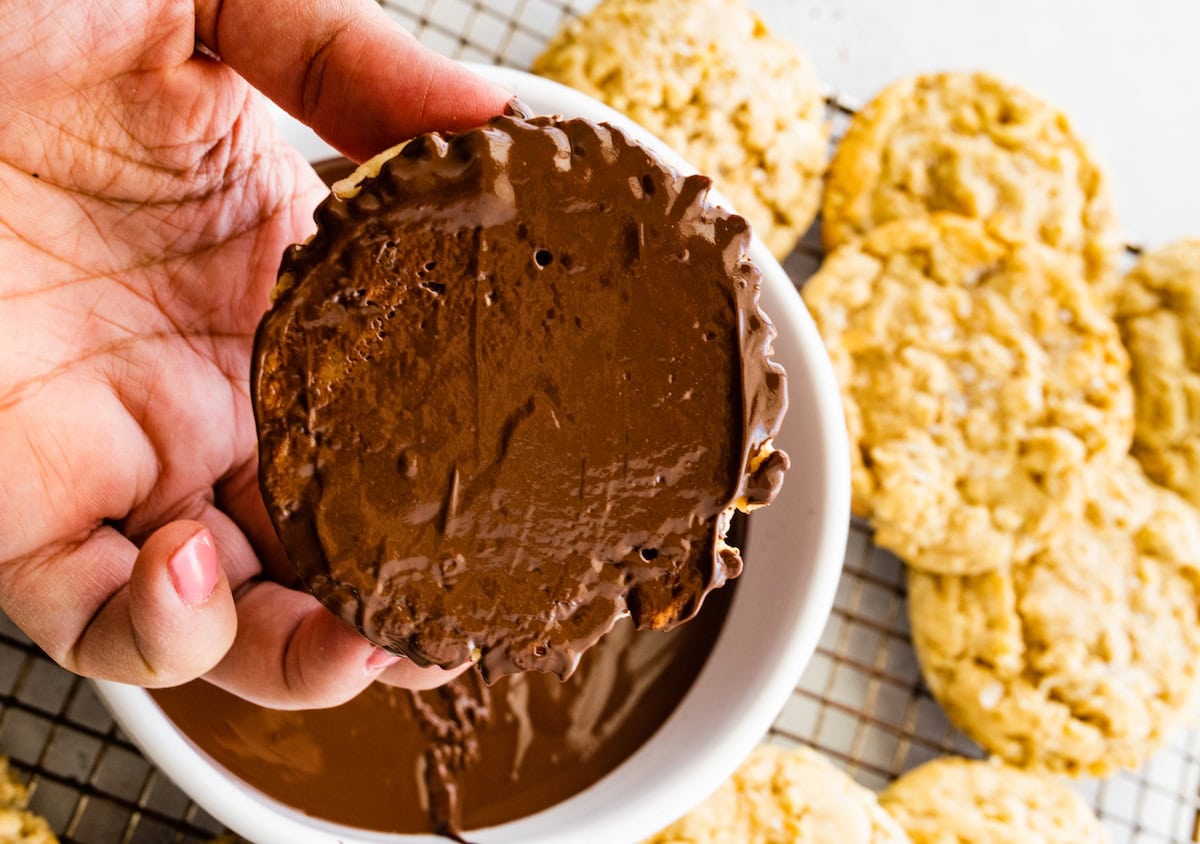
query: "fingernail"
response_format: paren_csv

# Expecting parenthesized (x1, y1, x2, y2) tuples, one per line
(168, 529, 219, 606)
(365, 647, 402, 674)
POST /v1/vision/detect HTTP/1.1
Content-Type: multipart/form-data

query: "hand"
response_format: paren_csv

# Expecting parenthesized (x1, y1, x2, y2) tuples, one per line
(0, 0, 508, 708)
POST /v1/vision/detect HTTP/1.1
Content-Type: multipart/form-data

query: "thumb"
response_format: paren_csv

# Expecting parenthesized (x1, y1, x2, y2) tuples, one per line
(1, 522, 239, 688)
(194, 0, 511, 162)
(121, 521, 238, 684)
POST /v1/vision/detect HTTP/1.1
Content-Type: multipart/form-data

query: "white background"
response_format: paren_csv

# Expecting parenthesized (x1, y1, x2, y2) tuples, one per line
(751, 0, 1200, 248)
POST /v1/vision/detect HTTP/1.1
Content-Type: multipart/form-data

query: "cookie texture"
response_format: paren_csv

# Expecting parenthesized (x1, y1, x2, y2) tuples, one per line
(643, 744, 910, 844)
(0, 760, 26, 813)
(0, 810, 57, 844)
(879, 757, 1107, 844)
(0, 758, 57, 844)
(801, 215, 1132, 574)
(534, 0, 827, 258)
(907, 459, 1200, 776)
(1116, 239, 1200, 507)
(823, 72, 1119, 289)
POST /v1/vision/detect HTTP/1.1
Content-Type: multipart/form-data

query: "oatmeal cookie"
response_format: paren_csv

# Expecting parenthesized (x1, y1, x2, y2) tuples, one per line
(879, 757, 1107, 844)
(907, 459, 1200, 776)
(0, 759, 26, 812)
(0, 810, 57, 844)
(534, 0, 827, 258)
(802, 215, 1131, 574)
(0, 758, 57, 844)
(1116, 239, 1200, 507)
(823, 72, 1119, 290)
(643, 744, 910, 844)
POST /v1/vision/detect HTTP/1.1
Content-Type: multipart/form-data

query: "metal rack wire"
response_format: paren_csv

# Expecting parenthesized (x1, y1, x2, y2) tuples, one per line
(0, 0, 1196, 841)
(384, 5, 1200, 840)
(0, 613, 224, 842)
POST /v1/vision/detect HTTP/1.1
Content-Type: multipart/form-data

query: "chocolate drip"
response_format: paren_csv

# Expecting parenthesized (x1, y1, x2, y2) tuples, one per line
(408, 672, 491, 840)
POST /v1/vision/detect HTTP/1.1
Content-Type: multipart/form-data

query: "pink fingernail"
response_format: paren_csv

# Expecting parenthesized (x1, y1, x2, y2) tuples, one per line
(366, 647, 402, 674)
(168, 529, 219, 606)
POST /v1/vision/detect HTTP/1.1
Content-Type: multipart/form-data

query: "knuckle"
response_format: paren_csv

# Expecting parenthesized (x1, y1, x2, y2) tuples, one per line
(298, 21, 353, 124)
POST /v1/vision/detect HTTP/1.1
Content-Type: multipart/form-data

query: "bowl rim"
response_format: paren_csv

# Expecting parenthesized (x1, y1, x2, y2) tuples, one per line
(94, 64, 849, 844)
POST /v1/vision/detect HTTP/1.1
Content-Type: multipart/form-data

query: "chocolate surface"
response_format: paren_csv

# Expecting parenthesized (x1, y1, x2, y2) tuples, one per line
(253, 115, 787, 680)
(152, 582, 731, 836)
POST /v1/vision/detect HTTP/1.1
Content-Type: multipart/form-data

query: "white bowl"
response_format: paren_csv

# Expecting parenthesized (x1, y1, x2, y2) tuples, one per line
(94, 65, 849, 844)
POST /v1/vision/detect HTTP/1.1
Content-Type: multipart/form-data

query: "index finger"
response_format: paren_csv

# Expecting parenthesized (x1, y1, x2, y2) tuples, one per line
(194, 0, 511, 161)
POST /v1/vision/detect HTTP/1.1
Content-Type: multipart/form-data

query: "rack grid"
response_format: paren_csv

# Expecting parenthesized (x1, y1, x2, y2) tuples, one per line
(0, 1, 1194, 840)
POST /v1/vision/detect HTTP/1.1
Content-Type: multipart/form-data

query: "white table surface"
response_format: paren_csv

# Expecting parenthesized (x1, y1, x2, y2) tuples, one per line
(752, 0, 1200, 249)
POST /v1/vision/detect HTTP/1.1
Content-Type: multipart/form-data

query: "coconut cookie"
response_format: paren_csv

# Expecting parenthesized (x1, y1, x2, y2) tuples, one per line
(907, 459, 1200, 776)
(643, 744, 910, 844)
(879, 757, 1107, 844)
(0, 759, 26, 812)
(0, 810, 58, 844)
(823, 72, 1119, 290)
(0, 759, 58, 844)
(1116, 239, 1200, 507)
(801, 215, 1131, 575)
(534, 0, 827, 258)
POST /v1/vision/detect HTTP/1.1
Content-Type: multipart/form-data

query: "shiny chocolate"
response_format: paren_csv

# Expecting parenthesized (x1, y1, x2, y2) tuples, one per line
(152, 583, 731, 837)
(252, 115, 787, 680)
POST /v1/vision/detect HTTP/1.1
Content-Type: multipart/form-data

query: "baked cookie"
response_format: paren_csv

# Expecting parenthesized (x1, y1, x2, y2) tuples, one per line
(908, 459, 1200, 776)
(801, 215, 1131, 574)
(823, 72, 1119, 290)
(0, 809, 58, 844)
(0, 759, 58, 844)
(0, 759, 27, 811)
(643, 744, 910, 844)
(534, 0, 827, 258)
(1116, 239, 1200, 507)
(879, 757, 1107, 844)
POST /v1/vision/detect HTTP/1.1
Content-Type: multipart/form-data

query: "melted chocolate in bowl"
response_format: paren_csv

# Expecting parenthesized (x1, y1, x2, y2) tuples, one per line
(151, 580, 730, 836)
(166, 143, 762, 836)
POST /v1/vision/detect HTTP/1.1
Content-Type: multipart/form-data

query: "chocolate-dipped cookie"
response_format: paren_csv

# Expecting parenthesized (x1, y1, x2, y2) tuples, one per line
(252, 114, 787, 680)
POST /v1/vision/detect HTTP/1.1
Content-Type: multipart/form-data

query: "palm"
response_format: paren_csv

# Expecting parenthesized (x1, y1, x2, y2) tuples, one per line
(1, 3, 319, 587)
(0, 0, 506, 706)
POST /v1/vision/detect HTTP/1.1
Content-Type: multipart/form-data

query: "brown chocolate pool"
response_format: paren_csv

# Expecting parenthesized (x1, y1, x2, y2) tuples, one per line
(151, 584, 729, 836)
(152, 155, 740, 838)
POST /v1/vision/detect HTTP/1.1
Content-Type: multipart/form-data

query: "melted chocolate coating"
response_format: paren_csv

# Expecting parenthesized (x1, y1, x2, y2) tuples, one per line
(151, 579, 732, 837)
(253, 115, 787, 680)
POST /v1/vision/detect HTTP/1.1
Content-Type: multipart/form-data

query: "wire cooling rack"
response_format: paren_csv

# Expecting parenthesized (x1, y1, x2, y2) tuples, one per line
(0, 1, 1196, 841)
